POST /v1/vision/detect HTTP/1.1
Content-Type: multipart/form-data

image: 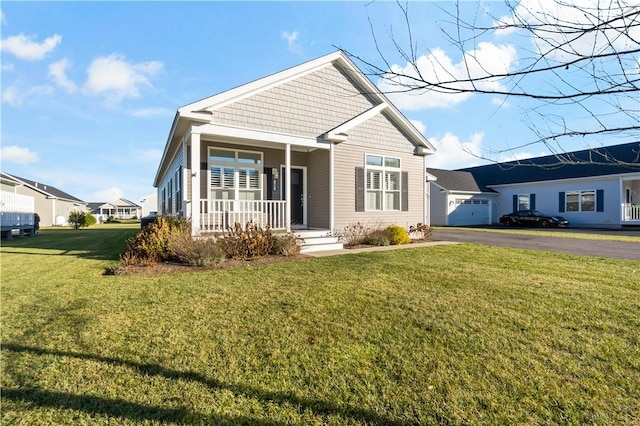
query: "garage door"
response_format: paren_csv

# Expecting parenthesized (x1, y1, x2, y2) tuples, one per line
(450, 199, 490, 226)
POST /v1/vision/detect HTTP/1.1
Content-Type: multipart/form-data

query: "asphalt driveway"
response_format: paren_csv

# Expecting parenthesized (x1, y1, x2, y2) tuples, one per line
(431, 227, 640, 261)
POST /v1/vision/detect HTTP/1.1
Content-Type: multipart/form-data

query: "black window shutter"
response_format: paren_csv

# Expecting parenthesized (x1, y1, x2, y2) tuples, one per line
(355, 167, 365, 212)
(512, 194, 518, 212)
(596, 189, 604, 212)
(530, 193, 536, 210)
(401, 172, 409, 212)
(558, 192, 565, 212)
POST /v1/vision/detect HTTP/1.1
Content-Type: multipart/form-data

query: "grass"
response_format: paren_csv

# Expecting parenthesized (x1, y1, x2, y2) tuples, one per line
(2, 225, 639, 425)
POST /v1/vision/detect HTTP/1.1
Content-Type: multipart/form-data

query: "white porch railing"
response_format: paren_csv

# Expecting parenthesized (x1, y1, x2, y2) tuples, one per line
(0, 191, 35, 228)
(199, 199, 287, 232)
(622, 203, 640, 222)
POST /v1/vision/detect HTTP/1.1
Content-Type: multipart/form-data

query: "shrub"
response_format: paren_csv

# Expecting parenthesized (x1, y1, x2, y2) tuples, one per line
(271, 232, 302, 256)
(68, 211, 84, 229)
(218, 222, 274, 260)
(120, 216, 190, 265)
(84, 213, 97, 227)
(386, 225, 411, 245)
(68, 211, 96, 229)
(364, 229, 390, 246)
(335, 222, 375, 247)
(408, 223, 433, 241)
(169, 231, 225, 266)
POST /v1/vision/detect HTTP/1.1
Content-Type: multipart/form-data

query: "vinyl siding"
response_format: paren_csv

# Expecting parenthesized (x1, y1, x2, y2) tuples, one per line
(211, 64, 376, 138)
(333, 115, 425, 230)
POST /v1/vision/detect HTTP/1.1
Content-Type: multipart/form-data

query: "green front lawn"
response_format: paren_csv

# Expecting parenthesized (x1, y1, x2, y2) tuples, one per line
(2, 225, 639, 424)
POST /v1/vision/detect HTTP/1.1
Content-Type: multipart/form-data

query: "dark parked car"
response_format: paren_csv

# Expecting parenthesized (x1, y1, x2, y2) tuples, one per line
(499, 210, 569, 228)
(140, 211, 158, 229)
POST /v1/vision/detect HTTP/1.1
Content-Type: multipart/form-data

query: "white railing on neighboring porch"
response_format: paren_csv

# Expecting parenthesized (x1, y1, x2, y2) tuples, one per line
(622, 203, 640, 222)
(199, 199, 287, 232)
(0, 191, 35, 228)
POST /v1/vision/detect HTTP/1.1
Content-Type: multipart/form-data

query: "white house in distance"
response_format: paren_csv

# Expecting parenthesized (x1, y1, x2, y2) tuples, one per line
(139, 192, 158, 217)
(0, 173, 87, 227)
(429, 142, 640, 228)
(88, 198, 142, 222)
(153, 50, 436, 252)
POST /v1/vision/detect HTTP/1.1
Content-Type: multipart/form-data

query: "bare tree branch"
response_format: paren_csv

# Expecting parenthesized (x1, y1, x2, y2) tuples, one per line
(341, 0, 640, 168)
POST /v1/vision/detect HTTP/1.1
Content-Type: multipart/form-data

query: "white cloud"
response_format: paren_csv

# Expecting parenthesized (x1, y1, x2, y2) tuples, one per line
(2, 86, 22, 106)
(48, 59, 77, 93)
(409, 119, 426, 134)
(491, 97, 511, 108)
(131, 107, 173, 118)
(0, 33, 62, 61)
(426, 131, 485, 170)
(30, 85, 54, 96)
(2, 85, 54, 106)
(1, 145, 39, 164)
(83, 54, 163, 103)
(281, 30, 302, 54)
(378, 43, 518, 110)
(495, 0, 640, 61)
(90, 186, 124, 202)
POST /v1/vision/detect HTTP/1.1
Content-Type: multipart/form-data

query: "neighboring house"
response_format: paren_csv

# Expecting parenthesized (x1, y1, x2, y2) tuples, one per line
(153, 50, 436, 251)
(427, 169, 498, 226)
(89, 198, 142, 222)
(429, 142, 640, 228)
(139, 192, 158, 217)
(0, 173, 87, 227)
(1, 173, 36, 238)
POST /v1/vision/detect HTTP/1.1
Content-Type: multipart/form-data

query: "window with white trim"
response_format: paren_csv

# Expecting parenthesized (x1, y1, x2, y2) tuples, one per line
(566, 190, 595, 212)
(365, 154, 401, 211)
(517, 194, 530, 211)
(209, 148, 263, 201)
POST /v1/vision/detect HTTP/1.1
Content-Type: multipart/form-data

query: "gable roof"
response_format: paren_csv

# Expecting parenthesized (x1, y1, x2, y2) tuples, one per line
(460, 142, 640, 187)
(89, 198, 141, 211)
(428, 168, 495, 193)
(155, 50, 436, 186)
(1, 173, 85, 203)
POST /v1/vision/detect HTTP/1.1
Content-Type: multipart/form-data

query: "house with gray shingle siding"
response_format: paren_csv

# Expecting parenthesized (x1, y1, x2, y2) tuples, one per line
(153, 51, 436, 252)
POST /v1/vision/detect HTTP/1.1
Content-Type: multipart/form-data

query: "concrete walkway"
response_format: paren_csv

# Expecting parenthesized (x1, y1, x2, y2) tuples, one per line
(305, 241, 459, 257)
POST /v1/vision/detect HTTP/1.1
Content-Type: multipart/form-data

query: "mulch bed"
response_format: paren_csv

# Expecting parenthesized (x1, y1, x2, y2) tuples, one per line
(106, 254, 310, 276)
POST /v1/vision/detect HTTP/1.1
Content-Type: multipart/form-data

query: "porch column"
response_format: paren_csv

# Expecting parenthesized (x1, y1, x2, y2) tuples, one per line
(181, 139, 188, 217)
(329, 143, 335, 233)
(285, 143, 291, 232)
(190, 130, 201, 236)
(424, 155, 429, 225)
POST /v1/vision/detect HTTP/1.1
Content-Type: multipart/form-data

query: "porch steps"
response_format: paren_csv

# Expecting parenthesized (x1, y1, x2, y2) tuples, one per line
(295, 229, 343, 254)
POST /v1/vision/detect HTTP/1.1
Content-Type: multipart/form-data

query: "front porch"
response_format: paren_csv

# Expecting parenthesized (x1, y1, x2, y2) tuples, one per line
(622, 203, 640, 224)
(185, 123, 336, 236)
(622, 179, 640, 225)
(198, 199, 288, 231)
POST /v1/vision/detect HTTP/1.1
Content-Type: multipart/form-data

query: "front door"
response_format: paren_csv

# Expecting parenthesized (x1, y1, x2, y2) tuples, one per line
(282, 167, 304, 225)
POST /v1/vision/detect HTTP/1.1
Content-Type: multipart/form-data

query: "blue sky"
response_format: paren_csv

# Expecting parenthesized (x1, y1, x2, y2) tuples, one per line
(1, 1, 632, 204)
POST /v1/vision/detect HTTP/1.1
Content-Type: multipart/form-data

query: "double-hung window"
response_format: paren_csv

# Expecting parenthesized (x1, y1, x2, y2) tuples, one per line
(566, 190, 595, 212)
(209, 148, 263, 203)
(517, 194, 530, 211)
(365, 154, 401, 211)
